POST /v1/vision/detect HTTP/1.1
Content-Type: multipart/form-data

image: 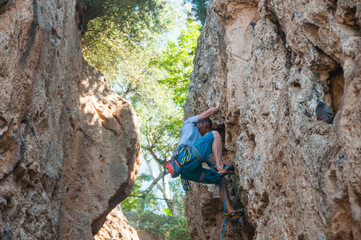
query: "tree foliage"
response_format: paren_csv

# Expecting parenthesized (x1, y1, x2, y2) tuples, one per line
(82, 0, 174, 80)
(120, 20, 201, 217)
(118, 20, 200, 239)
(125, 211, 190, 239)
(81, 0, 169, 30)
(82, 1, 200, 239)
(151, 20, 201, 106)
(185, 0, 209, 25)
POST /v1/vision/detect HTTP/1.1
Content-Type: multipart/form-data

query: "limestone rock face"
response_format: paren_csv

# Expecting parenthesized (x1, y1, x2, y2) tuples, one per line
(94, 205, 140, 240)
(185, 0, 361, 239)
(0, 1, 140, 239)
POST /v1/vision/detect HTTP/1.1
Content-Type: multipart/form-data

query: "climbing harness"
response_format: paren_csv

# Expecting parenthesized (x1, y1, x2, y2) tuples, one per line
(165, 145, 191, 178)
(191, 146, 205, 163)
(181, 177, 191, 191)
(165, 145, 206, 178)
(165, 157, 181, 178)
(178, 145, 205, 165)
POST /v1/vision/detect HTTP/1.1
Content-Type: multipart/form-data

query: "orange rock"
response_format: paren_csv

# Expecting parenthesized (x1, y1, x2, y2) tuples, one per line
(0, 1, 140, 239)
(185, 0, 361, 239)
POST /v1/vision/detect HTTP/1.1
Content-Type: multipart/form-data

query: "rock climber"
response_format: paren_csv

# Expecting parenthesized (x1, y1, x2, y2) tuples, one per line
(173, 106, 243, 223)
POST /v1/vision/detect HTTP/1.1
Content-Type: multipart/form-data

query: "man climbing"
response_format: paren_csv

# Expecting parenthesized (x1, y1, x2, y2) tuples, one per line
(173, 106, 243, 223)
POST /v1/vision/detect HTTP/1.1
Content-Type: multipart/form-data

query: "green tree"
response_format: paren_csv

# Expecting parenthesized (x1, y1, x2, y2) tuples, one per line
(185, 0, 209, 25)
(151, 19, 201, 106)
(82, 1, 200, 239)
(80, 0, 169, 33)
(123, 21, 202, 214)
(82, 0, 174, 81)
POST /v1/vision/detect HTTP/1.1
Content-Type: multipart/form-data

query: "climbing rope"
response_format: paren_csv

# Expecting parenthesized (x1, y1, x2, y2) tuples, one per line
(221, 178, 226, 240)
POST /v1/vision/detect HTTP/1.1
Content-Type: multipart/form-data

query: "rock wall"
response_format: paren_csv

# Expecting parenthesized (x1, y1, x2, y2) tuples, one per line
(185, 0, 360, 239)
(94, 205, 140, 240)
(0, 0, 140, 239)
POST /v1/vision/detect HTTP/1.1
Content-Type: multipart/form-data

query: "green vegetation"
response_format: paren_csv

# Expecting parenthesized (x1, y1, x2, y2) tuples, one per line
(125, 212, 190, 239)
(186, 0, 208, 25)
(82, 0, 174, 81)
(82, 0, 201, 239)
(151, 20, 201, 106)
(81, 0, 169, 32)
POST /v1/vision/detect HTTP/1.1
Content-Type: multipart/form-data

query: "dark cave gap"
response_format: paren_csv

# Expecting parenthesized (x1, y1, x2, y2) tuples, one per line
(328, 65, 344, 114)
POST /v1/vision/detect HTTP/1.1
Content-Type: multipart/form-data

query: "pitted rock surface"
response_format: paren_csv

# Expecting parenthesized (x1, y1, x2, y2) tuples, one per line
(94, 205, 140, 240)
(0, 1, 140, 239)
(185, 0, 360, 239)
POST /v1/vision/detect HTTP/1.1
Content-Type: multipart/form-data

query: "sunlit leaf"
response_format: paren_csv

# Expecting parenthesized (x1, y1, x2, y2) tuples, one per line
(164, 208, 172, 216)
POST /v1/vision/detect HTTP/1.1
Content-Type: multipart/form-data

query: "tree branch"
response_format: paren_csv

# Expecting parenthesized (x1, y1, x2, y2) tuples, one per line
(145, 146, 166, 165)
(142, 170, 168, 196)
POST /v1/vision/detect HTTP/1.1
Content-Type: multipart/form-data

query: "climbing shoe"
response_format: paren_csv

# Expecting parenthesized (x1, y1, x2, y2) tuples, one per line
(217, 164, 235, 176)
(229, 209, 244, 223)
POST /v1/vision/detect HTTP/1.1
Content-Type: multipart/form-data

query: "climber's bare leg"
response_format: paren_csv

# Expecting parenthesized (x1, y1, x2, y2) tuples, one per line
(219, 178, 235, 213)
(211, 131, 236, 214)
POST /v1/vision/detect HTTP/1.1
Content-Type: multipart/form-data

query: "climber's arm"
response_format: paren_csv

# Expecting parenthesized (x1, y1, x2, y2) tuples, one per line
(198, 106, 220, 122)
